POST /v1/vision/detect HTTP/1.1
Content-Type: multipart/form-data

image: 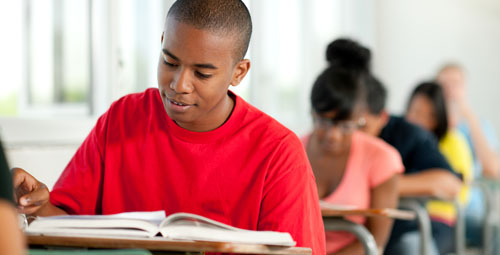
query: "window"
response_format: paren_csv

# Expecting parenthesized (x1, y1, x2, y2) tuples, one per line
(0, 0, 169, 119)
(26, 0, 91, 115)
(0, 0, 375, 134)
(248, 0, 375, 135)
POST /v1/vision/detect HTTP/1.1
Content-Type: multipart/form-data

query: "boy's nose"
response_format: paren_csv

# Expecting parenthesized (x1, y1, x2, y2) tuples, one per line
(170, 69, 194, 93)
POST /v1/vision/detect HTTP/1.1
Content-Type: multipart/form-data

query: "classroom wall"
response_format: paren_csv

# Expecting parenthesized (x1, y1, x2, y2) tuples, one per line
(1, 118, 94, 189)
(373, 0, 500, 137)
(3, 0, 500, 190)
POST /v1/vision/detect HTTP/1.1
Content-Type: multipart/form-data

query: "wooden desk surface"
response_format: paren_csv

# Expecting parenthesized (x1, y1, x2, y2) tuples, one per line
(27, 234, 311, 255)
(321, 207, 416, 220)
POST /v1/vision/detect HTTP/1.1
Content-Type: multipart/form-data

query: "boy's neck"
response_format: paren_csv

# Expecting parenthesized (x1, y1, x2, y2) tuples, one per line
(175, 93, 236, 132)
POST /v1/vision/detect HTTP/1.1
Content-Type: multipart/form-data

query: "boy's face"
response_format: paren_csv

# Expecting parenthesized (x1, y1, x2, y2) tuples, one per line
(157, 19, 250, 132)
(437, 68, 466, 102)
(359, 110, 388, 137)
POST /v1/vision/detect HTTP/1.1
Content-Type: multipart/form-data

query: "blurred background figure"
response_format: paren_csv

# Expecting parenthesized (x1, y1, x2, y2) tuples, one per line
(406, 81, 474, 250)
(304, 38, 403, 255)
(437, 64, 500, 179)
(0, 139, 25, 255)
(437, 64, 500, 247)
(360, 72, 462, 255)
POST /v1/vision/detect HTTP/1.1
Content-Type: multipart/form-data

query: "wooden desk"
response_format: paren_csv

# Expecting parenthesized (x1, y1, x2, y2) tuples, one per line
(321, 204, 416, 255)
(321, 207, 416, 220)
(27, 234, 311, 255)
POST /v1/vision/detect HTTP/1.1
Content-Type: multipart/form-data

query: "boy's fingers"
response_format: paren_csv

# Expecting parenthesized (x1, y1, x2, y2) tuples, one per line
(18, 204, 43, 215)
(19, 184, 49, 207)
(12, 167, 29, 188)
(12, 168, 37, 195)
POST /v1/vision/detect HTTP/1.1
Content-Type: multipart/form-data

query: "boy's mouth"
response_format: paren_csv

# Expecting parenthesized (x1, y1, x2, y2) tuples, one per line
(167, 98, 194, 111)
(171, 99, 187, 106)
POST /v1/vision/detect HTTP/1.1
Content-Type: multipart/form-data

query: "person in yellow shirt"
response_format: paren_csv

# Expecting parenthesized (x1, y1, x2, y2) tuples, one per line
(406, 81, 474, 249)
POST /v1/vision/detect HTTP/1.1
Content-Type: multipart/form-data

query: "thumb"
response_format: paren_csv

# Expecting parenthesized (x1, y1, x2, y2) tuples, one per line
(19, 183, 48, 207)
(19, 195, 31, 206)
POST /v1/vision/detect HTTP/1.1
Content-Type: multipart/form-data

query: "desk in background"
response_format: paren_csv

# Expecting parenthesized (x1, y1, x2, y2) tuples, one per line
(321, 205, 416, 255)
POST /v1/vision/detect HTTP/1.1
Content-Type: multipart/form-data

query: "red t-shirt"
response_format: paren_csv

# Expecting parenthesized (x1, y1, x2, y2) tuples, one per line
(50, 88, 326, 254)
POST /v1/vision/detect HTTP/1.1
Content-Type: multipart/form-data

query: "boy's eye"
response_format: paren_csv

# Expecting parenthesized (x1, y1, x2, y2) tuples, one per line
(195, 71, 212, 79)
(163, 59, 178, 67)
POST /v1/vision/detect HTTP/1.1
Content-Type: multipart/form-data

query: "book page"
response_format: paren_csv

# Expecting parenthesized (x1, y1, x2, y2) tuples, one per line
(159, 213, 296, 246)
(26, 211, 166, 238)
(160, 213, 244, 231)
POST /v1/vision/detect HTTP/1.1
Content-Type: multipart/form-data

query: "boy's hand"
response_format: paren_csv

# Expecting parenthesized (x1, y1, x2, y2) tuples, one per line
(11, 167, 50, 216)
(399, 169, 463, 201)
(427, 170, 462, 201)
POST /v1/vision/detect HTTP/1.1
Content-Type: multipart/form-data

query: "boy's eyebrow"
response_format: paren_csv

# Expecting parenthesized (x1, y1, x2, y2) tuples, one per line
(162, 49, 218, 70)
(163, 49, 179, 61)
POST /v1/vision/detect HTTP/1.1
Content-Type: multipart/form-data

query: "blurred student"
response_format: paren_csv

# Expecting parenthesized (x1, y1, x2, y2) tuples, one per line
(406, 81, 473, 247)
(0, 139, 24, 255)
(10, 0, 325, 253)
(304, 39, 403, 255)
(437, 63, 500, 179)
(437, 63, 500, 245)
(360, 76, 462, 255)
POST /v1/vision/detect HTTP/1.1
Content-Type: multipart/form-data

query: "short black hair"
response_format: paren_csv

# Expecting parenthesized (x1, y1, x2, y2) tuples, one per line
(364, 75, 387, 115)
(167, 0, 252, 61)
(406, 81, 448, 140)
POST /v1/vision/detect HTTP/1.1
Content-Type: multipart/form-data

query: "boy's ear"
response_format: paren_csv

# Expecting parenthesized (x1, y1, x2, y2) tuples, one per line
(380, 110, 390, 126)
(230, 59, 251, 87)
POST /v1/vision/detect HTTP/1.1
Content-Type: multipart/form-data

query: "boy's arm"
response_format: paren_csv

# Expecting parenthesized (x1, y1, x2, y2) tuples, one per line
(459, 103, 500, 178)
(49, 114, 108, 215)
(401, 127, 462, 199)
(257, 139, 325, 255)
(12, 167, 67, 216)
(398, 169, 462, 200)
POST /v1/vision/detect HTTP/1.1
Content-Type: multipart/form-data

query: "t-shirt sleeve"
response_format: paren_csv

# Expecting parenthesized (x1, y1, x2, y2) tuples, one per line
(49, 111, 109, 215)
(369, 143, 404, 188)
(258, 135, 326, 255)
(406, 128, 455, 175)
(439, 131, 474, 182)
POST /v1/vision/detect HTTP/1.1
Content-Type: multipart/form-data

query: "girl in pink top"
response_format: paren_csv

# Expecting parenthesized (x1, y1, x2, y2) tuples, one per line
(305, 38, 404, 254)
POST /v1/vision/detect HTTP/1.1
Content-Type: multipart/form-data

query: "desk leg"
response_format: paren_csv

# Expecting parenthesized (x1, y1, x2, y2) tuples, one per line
(471, 181, 495, 255)
(323, 218, 378, 255)
(454, 199, 466, 255)
(399, 199, 432, 255)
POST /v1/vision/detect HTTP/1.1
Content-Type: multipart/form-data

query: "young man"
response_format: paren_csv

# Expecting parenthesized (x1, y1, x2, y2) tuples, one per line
(360, 76, 462, 255)
(12, 0, 326, 253)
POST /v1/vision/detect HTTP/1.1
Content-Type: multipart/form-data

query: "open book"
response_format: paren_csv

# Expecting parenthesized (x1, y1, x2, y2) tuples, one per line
(25, 211, 296, 246)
